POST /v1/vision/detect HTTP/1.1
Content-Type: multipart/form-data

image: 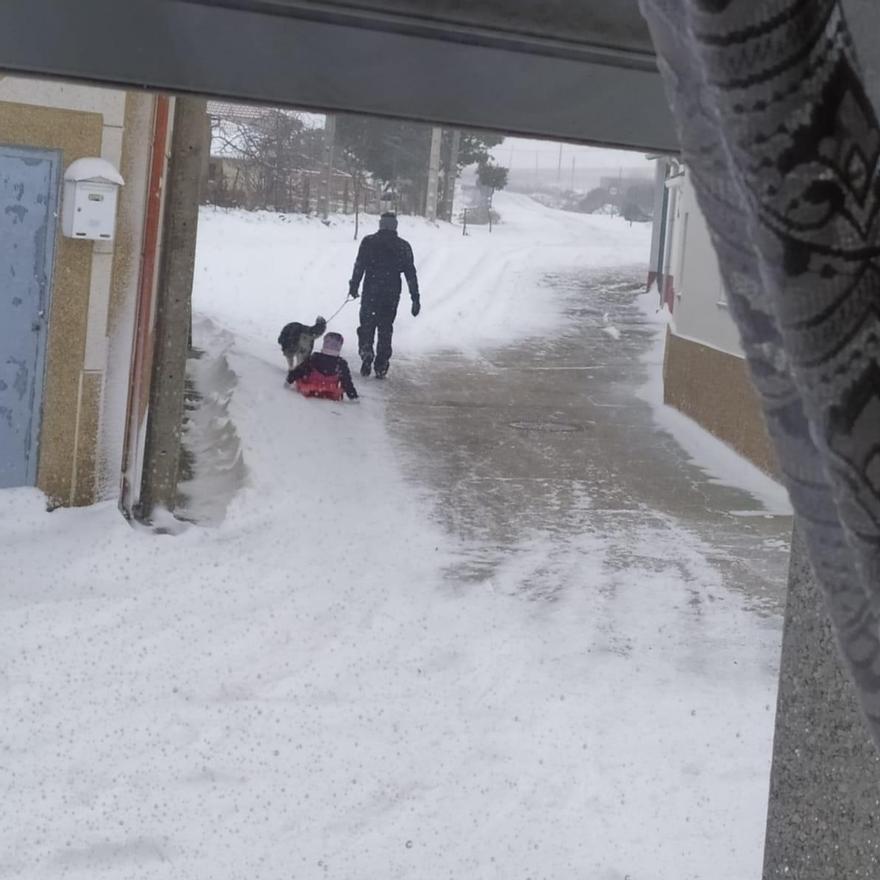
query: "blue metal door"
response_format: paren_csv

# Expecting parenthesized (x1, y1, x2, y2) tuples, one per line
(0, 145, 60, 489)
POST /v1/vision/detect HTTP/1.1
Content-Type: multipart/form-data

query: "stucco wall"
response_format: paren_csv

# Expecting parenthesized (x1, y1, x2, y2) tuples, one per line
(0, 98, 103, 504)
(664, 329, 778, 476)
(0, 77, 151, 505)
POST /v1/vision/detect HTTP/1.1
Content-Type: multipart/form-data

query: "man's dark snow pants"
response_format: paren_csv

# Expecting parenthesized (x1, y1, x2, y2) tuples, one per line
(357, 294, 400, 371)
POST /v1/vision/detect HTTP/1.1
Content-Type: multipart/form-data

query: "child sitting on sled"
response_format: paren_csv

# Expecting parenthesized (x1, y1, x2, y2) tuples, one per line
(287, 331, 359, 401)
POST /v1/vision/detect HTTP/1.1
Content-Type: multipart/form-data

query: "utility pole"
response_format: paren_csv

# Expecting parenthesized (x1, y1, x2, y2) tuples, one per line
(139, 96, 208, 520)
(570, 156, 576, 191)
(353, 184, 359, 240)
(425, 125, 442, 222)
(352, 166, 362, 240)
(321, 113, 336, 221)
(618, 166, 623, 216)
(557, 142, 563, 183)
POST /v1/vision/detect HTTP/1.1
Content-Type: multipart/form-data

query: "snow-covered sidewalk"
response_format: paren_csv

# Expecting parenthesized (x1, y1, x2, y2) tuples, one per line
(1, 194, 786, 880)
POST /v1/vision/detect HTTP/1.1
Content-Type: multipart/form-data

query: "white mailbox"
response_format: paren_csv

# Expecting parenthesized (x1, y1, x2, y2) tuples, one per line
(62, 158, 125, 241)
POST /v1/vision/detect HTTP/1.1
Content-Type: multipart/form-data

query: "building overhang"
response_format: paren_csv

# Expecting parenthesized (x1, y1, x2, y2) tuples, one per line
(0, 0, 677, 153)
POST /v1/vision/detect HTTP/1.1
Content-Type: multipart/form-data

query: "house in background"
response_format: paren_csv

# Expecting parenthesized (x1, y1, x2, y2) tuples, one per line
(648, 163, 778, 475)
(206, 102, 377, 214)
(0, 76, 200, 511)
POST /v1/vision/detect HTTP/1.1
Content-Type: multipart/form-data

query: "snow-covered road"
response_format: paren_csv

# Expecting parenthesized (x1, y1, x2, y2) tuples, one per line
(191, 191, 652, 357)
(0, 193, 789, 880)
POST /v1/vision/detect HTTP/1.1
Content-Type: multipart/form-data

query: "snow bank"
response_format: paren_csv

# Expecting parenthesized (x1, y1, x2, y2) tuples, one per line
(177, 321, 248, 525)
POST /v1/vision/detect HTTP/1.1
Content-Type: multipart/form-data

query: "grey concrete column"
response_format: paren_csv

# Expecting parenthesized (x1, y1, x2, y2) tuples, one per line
(425, 126, 442, 223)
(320, 113, 336, 221)
(762, 529, 880, 878)
(139, 96, 207, 519)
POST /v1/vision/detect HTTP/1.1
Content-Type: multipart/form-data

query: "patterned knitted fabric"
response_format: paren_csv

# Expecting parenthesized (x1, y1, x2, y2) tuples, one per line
(639, 0, 880, 745)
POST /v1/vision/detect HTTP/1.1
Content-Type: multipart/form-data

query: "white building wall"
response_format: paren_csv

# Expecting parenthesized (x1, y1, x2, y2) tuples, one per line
(668, 169, 743, 358)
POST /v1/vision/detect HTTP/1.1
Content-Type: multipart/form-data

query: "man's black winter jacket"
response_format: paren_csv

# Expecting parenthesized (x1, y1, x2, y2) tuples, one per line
(349, 229, 419, 302)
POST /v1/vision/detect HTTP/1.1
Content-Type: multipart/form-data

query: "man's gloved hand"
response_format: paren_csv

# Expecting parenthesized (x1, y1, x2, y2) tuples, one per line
(411, 297, 421, 317)
(348, 285, 360, 300)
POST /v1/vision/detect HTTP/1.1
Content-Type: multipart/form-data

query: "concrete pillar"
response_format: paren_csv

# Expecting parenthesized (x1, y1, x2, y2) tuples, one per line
(321, 113, 336, 221)
(762, 529, 880, 878)
(425, 125, 442, 222)
(442, 128, 461, 223)
(200, 111, 212, 199)
(139, 96, 207, 518)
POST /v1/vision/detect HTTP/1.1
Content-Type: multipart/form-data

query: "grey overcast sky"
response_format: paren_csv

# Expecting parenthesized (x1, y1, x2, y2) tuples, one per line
(491, 136, 653, 172)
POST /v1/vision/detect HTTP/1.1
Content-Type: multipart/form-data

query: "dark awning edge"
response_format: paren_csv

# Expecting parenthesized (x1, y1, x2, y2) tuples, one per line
(0, 0, 679, 153)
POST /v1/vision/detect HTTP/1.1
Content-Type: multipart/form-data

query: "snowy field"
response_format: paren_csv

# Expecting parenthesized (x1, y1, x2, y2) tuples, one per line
(1, 193, 783, 880)
(192, 191, 650, 356)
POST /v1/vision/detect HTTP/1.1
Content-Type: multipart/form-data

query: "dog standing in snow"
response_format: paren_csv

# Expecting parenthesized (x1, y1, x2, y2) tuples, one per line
(277, 316, 327, 370)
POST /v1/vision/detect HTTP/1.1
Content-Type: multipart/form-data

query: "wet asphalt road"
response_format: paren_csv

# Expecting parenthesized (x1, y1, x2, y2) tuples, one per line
(377, 267, 791, 614)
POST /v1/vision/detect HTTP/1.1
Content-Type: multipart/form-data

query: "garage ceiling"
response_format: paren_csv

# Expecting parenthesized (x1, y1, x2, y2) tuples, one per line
(0, 0, 677, 152)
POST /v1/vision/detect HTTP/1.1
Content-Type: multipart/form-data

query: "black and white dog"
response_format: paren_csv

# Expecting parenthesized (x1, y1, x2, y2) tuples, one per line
(277, 316, 327, 370)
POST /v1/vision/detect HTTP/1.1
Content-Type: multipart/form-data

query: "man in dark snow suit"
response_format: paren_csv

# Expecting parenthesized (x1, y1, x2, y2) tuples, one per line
(348, 212, 420, 379)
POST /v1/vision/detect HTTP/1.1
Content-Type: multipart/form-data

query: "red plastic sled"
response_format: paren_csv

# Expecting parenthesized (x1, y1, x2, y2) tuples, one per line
(294, 370, 344, 401)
